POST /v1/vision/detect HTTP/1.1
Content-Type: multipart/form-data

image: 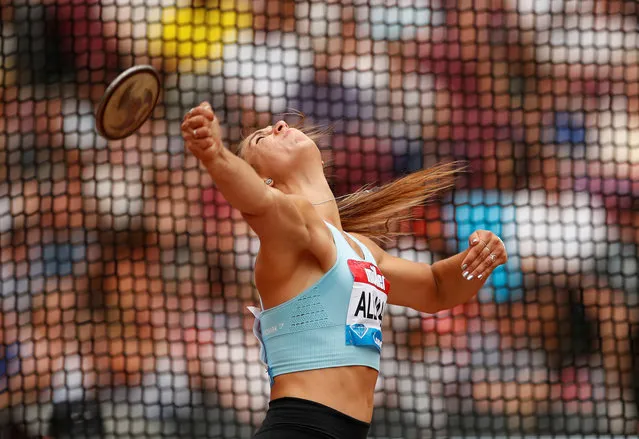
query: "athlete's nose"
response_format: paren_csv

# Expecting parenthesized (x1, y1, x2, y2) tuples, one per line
(273, 121, 288, 136)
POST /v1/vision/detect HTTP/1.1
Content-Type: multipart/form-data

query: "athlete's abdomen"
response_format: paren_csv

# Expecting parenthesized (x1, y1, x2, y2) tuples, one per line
(270, 365, 378, 423)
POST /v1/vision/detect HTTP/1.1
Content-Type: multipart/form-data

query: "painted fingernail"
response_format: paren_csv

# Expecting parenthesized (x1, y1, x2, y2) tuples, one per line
(462, 271, 468, 278)
(477, 274, 483, 279)
(461, 264, 468, 271)
(467, 275, 474, 281)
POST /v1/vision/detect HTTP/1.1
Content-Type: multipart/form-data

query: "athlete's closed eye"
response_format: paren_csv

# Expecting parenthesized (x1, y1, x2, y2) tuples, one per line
(255, 136, 265, 145)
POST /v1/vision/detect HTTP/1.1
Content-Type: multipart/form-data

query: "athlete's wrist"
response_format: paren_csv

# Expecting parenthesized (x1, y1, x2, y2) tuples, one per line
(201, 141, 231, 170)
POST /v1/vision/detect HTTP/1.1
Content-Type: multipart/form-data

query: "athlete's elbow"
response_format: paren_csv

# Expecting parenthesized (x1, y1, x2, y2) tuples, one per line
(427, 286, 476, 314)
(424, 270, 449, 314)
(417, 297, 446, 314)
(407, 289, 446, 315)
(423, 266, 449, 314)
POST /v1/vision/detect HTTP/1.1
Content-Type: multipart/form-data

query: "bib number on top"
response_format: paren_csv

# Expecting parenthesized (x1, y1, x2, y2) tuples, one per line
(345, 259, 389, 352)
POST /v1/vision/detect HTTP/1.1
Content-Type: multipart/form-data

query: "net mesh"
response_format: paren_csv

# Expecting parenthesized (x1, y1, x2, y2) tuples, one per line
(1, 0, 639, 437)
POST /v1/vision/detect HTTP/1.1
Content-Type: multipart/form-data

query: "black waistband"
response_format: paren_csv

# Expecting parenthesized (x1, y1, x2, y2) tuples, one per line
(255, 397, 370, 439)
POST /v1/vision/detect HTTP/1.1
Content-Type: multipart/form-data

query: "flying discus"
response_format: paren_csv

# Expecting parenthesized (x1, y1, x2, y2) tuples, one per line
(95, 65, 161, 141)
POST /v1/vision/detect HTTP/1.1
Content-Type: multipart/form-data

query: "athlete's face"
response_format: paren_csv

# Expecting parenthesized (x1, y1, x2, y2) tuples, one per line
(239, 121, 322, 182)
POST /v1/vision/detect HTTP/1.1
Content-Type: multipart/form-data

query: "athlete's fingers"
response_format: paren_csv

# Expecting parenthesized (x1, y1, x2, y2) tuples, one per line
(190, 107, 214, 120)
(181, 115, 211, 132)
(460, 230, 486, 275)
(465, 234, 507, 280)
(183, 107, 214, 123)
(190, 127, 212, 139)
(470, 246, 506, 281)
(185, 138, 215, 156)
(461, 231, 508, 280)
(463, 245, 492, 280)
(473, 254, 504, 282)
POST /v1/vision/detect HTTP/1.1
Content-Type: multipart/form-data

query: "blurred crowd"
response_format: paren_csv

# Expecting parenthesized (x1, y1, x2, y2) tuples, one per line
(0, 0, 638, 437)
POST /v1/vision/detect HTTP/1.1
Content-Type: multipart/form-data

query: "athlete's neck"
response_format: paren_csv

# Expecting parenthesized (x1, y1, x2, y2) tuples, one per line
(275, 177, 341, 229)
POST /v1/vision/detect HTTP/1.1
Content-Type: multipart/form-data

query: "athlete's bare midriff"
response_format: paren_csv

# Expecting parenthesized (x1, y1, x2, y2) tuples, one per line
(270, 365, 378, 422)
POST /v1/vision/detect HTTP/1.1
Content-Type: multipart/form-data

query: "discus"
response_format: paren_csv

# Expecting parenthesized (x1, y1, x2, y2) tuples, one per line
(95, 65, 161, 140)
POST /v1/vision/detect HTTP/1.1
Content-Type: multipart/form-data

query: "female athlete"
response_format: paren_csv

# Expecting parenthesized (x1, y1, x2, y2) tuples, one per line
(181, 102, 508, 439)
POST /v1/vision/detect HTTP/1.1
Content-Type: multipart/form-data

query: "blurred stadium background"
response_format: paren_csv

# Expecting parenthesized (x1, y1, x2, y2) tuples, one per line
(0, 0, 639, 437)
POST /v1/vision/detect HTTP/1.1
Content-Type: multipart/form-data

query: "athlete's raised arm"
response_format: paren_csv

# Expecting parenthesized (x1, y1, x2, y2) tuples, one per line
(181, 102, 276, 216)
(181, 102, 311, 249)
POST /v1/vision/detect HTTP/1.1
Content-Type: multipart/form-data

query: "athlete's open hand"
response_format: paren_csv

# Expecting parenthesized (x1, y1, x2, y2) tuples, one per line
(182, 102, 224, 164)
(460, 230, 508, 281)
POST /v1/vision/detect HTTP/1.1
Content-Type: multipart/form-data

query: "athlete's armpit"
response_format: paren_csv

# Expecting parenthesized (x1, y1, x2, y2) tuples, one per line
(242, 190, 313, 253)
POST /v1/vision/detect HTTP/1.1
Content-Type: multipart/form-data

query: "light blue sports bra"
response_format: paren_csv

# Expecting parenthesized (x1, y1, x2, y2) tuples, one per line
(248, 222, 390, 385)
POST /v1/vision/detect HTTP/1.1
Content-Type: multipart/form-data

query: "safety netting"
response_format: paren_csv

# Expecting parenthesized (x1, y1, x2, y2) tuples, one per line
(1, 0, 639, 437)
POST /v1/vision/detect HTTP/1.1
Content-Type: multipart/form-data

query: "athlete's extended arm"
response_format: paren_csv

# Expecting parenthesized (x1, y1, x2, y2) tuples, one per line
(182, 102, 310, 246)
(181, 102, 275, 216)
(354, 230, 507, 314)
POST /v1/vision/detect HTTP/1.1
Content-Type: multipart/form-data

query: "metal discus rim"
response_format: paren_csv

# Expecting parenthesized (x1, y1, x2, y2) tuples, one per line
(95, 65, 161, 140)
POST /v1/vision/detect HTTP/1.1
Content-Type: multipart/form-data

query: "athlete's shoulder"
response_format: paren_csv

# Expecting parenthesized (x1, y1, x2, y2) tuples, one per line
(348, 232, 386, 264)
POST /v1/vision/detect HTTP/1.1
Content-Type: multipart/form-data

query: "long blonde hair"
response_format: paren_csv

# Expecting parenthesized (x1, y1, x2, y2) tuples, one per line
(234, 112, 464, 241)
(335, 162, 462, 241)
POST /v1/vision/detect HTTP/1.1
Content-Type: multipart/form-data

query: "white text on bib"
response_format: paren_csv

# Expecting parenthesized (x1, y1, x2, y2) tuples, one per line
(346, 259, 389, 352)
